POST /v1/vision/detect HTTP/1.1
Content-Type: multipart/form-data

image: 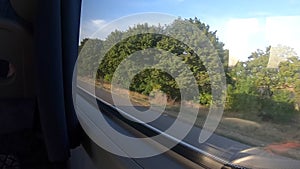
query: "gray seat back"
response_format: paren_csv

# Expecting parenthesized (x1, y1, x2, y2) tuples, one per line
(0, 19, 35, 134)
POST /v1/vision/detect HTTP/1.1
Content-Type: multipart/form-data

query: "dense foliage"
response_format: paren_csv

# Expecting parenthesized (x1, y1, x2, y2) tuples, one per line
(78, 17, 300, 123)
(227, 46, 300, 122)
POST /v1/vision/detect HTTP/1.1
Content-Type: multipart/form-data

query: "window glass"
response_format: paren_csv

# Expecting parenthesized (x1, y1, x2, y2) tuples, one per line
(77, 0, 300, 168)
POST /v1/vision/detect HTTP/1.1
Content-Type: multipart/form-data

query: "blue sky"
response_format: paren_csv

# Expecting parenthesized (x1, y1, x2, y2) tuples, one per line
(80, 0, 300, 64)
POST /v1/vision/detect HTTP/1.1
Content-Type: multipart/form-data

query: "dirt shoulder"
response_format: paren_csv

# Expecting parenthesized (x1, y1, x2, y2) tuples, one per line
(77, 77, 300, 159)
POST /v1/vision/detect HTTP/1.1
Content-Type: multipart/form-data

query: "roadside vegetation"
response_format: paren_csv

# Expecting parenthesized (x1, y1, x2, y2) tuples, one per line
(78, 17, 300, 158)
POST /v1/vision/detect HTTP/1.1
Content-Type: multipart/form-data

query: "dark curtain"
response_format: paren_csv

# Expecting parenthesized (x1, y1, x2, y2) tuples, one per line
(35, 0, 82, 162)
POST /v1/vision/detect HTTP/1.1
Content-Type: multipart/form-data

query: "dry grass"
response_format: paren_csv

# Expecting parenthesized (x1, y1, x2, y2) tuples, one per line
(78, 76, 300, 159)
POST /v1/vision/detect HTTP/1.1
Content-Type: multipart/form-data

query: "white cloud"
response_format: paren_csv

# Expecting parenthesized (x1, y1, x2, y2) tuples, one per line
(91, 13, 175, 40)
(218, 16, 300, 66)
(91, 19, 107, 28)
(248, 11, 272, 17)
(266, 16, 300, 56)
(80, 14, 175, 41)
(222, 18, 265, 65)
(79, 19, 107, 41)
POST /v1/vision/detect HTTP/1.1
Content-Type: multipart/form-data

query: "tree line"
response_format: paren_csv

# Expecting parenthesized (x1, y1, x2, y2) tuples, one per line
(78, 17, 300, 123)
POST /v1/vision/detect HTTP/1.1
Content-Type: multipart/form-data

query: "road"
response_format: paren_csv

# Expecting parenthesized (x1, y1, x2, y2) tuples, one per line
(76, 80, 250, 163)
(76, 80, 300, 169)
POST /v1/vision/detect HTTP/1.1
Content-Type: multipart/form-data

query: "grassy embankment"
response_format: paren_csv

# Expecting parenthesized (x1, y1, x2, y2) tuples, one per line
(79, 76, 300, 159)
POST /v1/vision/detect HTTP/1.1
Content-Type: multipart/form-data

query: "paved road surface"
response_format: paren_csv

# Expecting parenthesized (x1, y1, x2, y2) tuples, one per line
(76, 80, 250, 162)
(75, 80, 300, 168)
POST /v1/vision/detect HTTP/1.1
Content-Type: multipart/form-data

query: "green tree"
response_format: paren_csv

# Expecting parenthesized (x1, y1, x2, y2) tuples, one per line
(228, 46, 299, 122)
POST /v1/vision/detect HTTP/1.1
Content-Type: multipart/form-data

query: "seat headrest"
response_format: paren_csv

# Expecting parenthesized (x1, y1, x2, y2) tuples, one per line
(0, 19, 34, 98)
(9, 0, 37, 22)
